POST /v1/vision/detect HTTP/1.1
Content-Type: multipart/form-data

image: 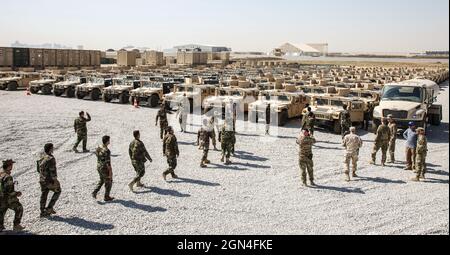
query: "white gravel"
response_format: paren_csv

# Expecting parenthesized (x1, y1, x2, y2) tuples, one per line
(0, 81, 448, 235)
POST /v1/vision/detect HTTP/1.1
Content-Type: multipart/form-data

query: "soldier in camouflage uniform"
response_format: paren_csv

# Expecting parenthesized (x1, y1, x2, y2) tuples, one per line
(370, 117, 391, 166)
(163, 126, 180, 180)
(387, 115, 398, 163)
(220, 121, 235, 165)
(197, 119, 212, 168)
(156, 104, 169, 139)
(73, 111, 91, 153)
(128, 131, 153, 192)
(340, 105, 352, 139)
(208, 116, 218, 150)
(92, 136, 114, 202)
(342, 127, 363, 182)
(38, 143, 62, 217)
(303, 112, 316, 136)
(0, 160, 24, 232)
(412, 127, 428, 182)
(297, 129, 317, 186)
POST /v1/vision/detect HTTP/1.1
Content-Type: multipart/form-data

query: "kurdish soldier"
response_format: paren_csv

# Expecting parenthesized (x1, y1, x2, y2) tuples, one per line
(163, 126, 179, 180)
(128, 131, 153, 192)
(303, 112, 316, 136)
(297, 129, 317, 187)
(38, 143, 62, 217)
(156, 104, 169, 139)
(265, 103, 271, 135)
(0, 159, 24, 232)
(197, 119, 212, 168)
(177, 94, 189, 133)
(343, 127, 363, 181)
(92, 136, 114, 202)
(208, 115, 218, 150)
(300, 105, 311, 128)
(412, 127, 428, 182)
(73, 111, 91, 153)
(220, 121, 235, 165)
(387, 115, 398, 163)
(370, 117, 391, 166)
(340, 105, 352, 139)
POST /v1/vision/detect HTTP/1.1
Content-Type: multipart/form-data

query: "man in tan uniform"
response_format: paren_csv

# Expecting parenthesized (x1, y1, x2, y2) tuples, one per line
(343, 127, 363, 182)
(370, 117, 391, 166)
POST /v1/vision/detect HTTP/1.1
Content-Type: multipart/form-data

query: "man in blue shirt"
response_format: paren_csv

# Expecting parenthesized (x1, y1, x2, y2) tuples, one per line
(403, 122, 418, 170)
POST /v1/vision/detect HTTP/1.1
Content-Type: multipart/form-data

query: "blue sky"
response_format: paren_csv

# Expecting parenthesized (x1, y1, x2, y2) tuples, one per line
(0, 0, 448, 52)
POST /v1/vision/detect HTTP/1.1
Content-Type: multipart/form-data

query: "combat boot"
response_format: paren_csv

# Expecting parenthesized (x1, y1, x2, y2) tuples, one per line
(220, 156, 224, 163)
(352, 172, 358, 178)
(136, 181, 145, 188)
(411, 177, 420, 182)
(420, 174, 426, 179)
(13, 224, 25, 232)
(369, 160, 375, 165)
(381, 162, 386, 167)
(92, 191, 98, 199)
(171, 173, 179, 179)
(345, 174, 351, 182)
(309, 180, 316, 186)
(225, 159, 232, 165)
(162, 173, 167, 181)
(72, 147, 79, 153)
(47, 208, 57, 215)
(104, 196, 115, 202)
(204, 159, 211, 164)
(128, 182, 135, 192)
(83, 149, 90, 153)
(301, 180, 308, 187)
(40, 210, 50, 218)
(200, 162, 207, 168)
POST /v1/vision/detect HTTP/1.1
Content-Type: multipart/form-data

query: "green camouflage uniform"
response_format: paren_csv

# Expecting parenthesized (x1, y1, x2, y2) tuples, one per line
(415, 134, 428, 178)
(163, 133, 179, 177)
(73, 115, 91, 151)
(129, 139, 152, 184)
(93, 145, 112, 198)
(220, 126, 235, 161)
(0, 171, 23, 229)
(303, 115, 316, 135)
(298, 135, 316, 184)
(156, 109, 169, 139)
(208, 117, 217, 149)
(371, 124, 391, 164)
(38, 153, 61, 213)
(340, 110, 352, 138)
(388, 122, 398, 162)
(198, 127, 211, 164)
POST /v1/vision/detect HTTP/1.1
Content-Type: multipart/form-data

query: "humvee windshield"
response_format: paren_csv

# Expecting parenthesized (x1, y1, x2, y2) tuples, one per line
(177, 87, 194, 92)
(381, 85, 423, 103)
(218, 90, 227, 96)
(315, 98, 328, 106)
(351, 102, 363, 110)
(331, 100, 344, 107)
(231, 91, 242, 96)
(277, 95, 290, 101)
(143, 82, 161, 88)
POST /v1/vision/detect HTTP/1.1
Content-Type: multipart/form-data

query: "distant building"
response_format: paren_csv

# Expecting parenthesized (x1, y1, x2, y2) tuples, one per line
(177, 48, 208, 66)
(142, 50, 164, 66)
(277, 43, 328, 57)
(117, 49, 139, 66)
(173, 44, 231, 53)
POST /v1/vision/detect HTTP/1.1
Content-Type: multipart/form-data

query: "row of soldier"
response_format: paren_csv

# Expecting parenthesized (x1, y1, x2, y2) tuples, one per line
(0, 102, 429, 233)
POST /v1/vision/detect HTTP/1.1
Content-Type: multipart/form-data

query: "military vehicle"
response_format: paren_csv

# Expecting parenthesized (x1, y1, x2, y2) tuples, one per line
(373, 79, 443, 131)
(29, 74, 64, 95)
(129, 80, 175, 107)
(310, 95, 365, 134)
(102, 77, 140, 104)
(53, 76, 87, 97)
(76, 76, 113, 101)
(348, 88, 380, 112)
(248, 85, 309, 126)
(164, 84, 217, 112)
(0, 72, 41, 91)
(204, 86, 259, 115)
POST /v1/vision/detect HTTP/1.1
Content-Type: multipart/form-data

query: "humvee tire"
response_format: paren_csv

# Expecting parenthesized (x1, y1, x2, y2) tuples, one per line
(76, 91, 85, 99)
(333, 120, 341, 134)
(278, 110, 288, 127)
(91, 89, 101, 101)
(103, 94, 113, 103)
(7, 82, 18, 91)
(149, 94, 159, 108)
(0, 84, 6, 90)
(30, 87, 40, 94)
(119, 92, 129, 104)
(431, 114, 441, 126)
(66, 87, 75, 98)
(42, 85, 52, 95)
(54, 89, 63, 97)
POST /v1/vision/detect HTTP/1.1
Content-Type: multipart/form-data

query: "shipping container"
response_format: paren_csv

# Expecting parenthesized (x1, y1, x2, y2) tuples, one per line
(79, 50, 90, 66)
(29, 48, 44, 68)
(56, 49, 69, 67)
(0, 47, 13, 67)
(13, 48, 30, 67)
(68, 50, 80, 67)
(43, 49, 57, 67)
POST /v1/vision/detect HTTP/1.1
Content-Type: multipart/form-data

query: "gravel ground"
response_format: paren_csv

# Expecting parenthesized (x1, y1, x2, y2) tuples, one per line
(0, 81, 448, 235)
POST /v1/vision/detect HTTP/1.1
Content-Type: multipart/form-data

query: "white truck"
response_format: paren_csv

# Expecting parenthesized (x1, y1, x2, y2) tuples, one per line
(373, 79, 442, 131)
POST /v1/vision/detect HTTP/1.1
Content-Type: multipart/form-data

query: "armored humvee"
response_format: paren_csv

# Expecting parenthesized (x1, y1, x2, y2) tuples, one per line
(129, 80, 175, 108)
(248, 85, 309, 126)
(76, 76, 113, 101)
(53, 76, 87, 97)
(204, 86, 259, 115)
(164, 84, 217, 113)
(29, 74, 65, 95)
(0, 72, 41, 91)
(102, 77, 140, 104)
(310, 95, 365, 134)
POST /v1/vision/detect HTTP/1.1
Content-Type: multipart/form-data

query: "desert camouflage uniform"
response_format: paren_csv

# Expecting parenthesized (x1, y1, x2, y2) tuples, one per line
(0, 171, 23, 229)
(220, 125, 235, 163)
(163, 133, 179, 177)
(415, 134, 428, 179)
(93, 145, 112, 198)
(371, 124, 391, 165)
(388, 122, 398, 162)
(340, 110, 352, 138)
(208, 117, 218, 149)
(129, 139, 152, 185)
(156, 108, 169, 139)
(343, 133, 363, 177)
(297, 134, 316, 184)
(73, 115, 91, 151)
(38, 153, 61, 214)
(198, 127, 212, 165)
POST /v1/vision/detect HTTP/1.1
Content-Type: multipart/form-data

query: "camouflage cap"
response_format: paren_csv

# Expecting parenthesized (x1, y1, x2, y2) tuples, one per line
(2, 159, 16, 169)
